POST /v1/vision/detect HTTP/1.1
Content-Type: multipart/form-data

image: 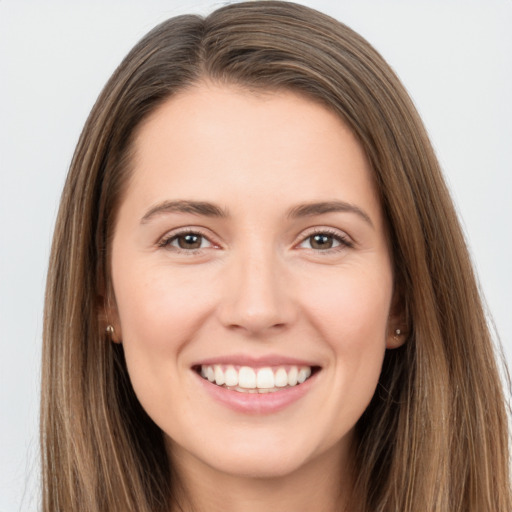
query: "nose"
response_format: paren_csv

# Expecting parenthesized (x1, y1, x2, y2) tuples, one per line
(217, 249, 296, 336)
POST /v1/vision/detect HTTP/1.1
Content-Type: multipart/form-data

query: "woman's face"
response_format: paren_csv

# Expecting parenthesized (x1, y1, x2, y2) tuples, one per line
(111, 84, 401, 481)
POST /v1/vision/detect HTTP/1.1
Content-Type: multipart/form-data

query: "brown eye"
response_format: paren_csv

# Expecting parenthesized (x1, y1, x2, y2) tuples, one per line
(297, 231, 349, 251)
(176, 233, 203, 249)
(160, 232, 211, 251)
(309, 234, 335, 250)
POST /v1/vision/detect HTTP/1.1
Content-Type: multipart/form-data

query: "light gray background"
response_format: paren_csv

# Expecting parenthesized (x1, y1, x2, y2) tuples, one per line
(1, 1, 511, 510)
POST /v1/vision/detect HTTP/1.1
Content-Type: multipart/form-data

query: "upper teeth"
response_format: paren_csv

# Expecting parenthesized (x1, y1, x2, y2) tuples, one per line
(200, 364, 312, 391)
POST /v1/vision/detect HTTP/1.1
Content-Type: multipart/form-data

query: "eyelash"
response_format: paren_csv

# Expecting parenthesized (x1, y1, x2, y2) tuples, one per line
(157, 228, 353, 254)
(158, 229, 215, 254)
(297, 228, 353, 252)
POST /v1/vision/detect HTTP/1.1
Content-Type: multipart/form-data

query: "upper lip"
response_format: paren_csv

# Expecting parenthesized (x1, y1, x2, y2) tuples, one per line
(193, 353, 321, 368)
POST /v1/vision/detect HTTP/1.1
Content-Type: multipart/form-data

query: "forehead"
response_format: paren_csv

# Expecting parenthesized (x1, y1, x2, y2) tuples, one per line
(125, 83, 382, 226)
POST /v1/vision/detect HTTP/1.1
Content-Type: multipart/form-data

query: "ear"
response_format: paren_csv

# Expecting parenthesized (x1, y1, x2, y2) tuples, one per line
(386, 284, 408, 349)
(97, 293, 123, 344)
(386, 325, 406, 349)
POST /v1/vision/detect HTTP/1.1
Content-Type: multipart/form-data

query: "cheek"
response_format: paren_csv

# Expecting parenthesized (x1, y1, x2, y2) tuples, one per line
(111, 263, 215, 405)
(300, 266, 392, 420)
(303, 265, 392, 343)
(113, 263, 214, 348)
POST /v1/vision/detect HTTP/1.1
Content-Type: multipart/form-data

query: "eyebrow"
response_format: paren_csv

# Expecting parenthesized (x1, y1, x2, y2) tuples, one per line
(287, 200, 374, 228)
(140, 199, 373, 228)
(141, 200, 228, 223)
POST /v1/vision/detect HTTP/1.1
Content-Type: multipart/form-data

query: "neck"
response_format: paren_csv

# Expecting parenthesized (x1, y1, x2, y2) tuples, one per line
(169, 441, 354, 512)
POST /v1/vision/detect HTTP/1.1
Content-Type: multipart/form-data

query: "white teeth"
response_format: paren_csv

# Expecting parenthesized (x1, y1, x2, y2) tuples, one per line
(238, 366, 256, 389)
(297, 367, 311, 383)
(198, 364, 314, 391)
(256, 367, 274, 389)
(214, 365, 225, 386)
(287, 366, 298, 386)
(224, 365, 238, 387)
(274, 368, 288, 387)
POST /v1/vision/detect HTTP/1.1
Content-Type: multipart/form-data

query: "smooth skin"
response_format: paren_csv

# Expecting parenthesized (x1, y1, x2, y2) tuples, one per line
(110, 83, 404, 512)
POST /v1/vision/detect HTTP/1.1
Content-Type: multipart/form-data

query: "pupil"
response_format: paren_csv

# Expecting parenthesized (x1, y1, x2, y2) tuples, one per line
(179, 234, 201, 249)
(312, 234, 333, 249)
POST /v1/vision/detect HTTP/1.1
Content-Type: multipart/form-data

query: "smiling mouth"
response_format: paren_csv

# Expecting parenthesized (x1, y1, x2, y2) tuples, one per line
(194, 364, 320, 393)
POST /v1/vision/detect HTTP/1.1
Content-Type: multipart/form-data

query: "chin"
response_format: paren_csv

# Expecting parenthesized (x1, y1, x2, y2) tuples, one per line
(208, 451, 310, 480)
(167, 426, 346, 482)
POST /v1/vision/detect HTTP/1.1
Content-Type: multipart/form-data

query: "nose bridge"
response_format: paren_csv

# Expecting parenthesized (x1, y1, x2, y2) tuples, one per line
(218, 240, 294, 334)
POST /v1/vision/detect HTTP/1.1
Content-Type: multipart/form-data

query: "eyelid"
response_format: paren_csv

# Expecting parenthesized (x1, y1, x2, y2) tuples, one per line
(156, 225, 353, 253)
(294, 226, 354, 250)
(157, 226, 221, 251)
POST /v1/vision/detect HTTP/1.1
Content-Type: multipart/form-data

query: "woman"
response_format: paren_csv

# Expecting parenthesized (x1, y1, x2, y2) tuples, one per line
(41, 2, 511, 511)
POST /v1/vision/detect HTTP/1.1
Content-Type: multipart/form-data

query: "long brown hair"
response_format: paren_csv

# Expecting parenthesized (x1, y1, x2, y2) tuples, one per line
(41, 2, 511, 510)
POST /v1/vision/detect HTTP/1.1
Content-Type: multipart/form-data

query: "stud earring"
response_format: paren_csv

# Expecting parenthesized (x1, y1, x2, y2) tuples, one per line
(393, 328, 402, 340)
(105, 325, 115, 336)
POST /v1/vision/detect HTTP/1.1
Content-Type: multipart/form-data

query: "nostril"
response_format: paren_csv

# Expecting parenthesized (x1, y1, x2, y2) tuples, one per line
(215, 269, 296, 334)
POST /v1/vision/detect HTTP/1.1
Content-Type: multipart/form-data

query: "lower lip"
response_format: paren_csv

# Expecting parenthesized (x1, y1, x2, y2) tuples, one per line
(195, 371, 319, 414)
